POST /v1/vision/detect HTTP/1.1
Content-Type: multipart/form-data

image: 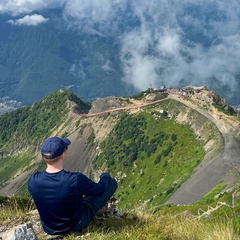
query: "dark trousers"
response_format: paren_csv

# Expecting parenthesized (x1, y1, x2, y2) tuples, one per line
(69, 177, 118, 233)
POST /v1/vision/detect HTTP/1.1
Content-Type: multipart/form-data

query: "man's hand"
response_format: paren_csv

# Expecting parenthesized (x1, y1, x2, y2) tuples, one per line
(100, 172, 111, 178)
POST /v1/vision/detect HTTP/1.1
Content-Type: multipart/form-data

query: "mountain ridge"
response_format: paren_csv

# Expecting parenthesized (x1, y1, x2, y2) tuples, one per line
(0, 87, 239, 208)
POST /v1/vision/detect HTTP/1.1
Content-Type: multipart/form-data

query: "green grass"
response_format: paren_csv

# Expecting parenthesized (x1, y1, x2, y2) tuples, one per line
(0, 196, 34, 224)
(1, 195, 239, 240)
(197, 182, 228, 204)
(0, 148, 35, 189)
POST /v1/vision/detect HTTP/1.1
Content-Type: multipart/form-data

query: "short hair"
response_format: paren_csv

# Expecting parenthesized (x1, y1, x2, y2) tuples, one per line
(42, 149, 67, 164)
(42, 155, 61, 164)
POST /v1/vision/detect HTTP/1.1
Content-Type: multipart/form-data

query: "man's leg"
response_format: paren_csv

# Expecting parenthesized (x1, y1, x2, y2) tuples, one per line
(70, 177, 118, 233)
(83, 177, 118, 218)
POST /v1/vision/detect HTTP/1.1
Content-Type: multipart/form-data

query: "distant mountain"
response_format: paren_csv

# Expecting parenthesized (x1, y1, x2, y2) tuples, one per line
(0, 11, 135, 106)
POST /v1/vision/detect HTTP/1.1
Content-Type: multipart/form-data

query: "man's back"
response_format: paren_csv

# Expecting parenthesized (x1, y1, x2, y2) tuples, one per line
(29, 170, 84, 234)
(28, 169, 105, 234)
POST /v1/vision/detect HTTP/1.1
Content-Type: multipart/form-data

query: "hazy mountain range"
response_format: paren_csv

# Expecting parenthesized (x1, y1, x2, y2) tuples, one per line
(1, 0, 240, 106)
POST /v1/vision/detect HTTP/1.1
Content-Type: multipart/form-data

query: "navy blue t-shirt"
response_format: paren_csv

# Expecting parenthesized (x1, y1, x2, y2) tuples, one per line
(28, 170, 108, 234)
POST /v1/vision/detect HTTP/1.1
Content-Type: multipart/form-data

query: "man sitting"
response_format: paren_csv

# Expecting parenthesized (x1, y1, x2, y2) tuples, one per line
(28, 136, 118, 235)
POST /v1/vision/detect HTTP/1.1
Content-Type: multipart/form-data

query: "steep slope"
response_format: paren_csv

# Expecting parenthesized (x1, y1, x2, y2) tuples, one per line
(166, 93, 240, 204)
(0, 90, 91, 195)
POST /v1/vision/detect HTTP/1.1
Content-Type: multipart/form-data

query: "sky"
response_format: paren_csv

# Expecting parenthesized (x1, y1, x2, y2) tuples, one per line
(1, 0, 240, 99)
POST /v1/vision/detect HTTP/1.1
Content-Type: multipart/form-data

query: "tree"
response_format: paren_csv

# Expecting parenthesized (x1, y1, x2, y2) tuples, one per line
(154, 154, 162, 164)
(171, 133, 177, 141)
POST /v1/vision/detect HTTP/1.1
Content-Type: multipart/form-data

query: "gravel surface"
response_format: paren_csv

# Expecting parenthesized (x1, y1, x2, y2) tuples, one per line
(166, 95, 240, 205)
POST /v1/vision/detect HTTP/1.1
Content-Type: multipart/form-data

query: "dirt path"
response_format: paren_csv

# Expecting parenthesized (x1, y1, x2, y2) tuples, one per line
(165, 95, 240, 205)
(78, 98, 166, 117)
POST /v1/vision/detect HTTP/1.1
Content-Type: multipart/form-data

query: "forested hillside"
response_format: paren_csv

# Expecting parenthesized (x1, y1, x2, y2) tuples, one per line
(0, 90, 91, 194)
(0, 13, 134, 106)
(0, 90, 91, 151)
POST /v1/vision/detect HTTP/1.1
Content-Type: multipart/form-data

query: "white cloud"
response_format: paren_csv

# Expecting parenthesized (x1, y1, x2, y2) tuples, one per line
(0, 0, 66, 16)
(64, 0, 112, 22)
(63, 0, 126, 21)
(61, 0, 240, 99)
(118, 0, 240, 96)
(62, 0, 127, 34)
(120, 27, 160, 89)
(8, 14, 48, 26)
(157, 31, 181, 56)
(70, 63, 86, 79)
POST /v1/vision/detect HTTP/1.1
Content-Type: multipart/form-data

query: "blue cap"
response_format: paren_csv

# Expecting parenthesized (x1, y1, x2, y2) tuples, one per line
(41, 137, 71, 159)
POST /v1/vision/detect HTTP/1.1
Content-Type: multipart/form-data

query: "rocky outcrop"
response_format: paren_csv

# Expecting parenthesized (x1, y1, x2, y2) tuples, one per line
(0, 223, 38, 240)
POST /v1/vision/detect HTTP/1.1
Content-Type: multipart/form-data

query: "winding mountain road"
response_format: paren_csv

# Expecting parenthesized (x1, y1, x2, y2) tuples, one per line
(165, 95, 240, 205)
